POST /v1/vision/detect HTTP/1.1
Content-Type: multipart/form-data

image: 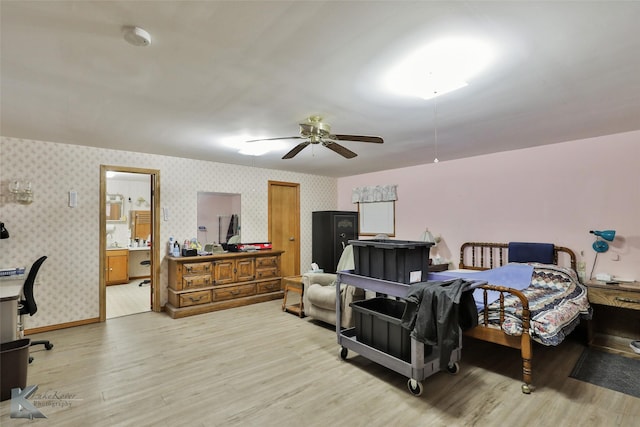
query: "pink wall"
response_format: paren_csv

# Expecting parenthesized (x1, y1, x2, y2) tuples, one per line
(338, 130, 640, 281)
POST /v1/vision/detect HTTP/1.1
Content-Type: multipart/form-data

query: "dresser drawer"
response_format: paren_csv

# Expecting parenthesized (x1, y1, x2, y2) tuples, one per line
(256, 279, 282, 294)
(169, 289, 212, 307)
(182, 262, 212, 275)
(588, 287, 640, 311)
(214, 283, 256, 301)
(182, 274, 212, 290)
(256, 256, 278, 269)
(255, 267, 278, 280)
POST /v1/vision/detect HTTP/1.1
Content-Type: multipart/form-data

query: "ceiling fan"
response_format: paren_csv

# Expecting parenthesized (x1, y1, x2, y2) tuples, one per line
(247, 115, 384, 159)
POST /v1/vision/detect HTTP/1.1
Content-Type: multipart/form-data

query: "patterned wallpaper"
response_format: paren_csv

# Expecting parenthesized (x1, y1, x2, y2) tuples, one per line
(0, 136, 337, 329)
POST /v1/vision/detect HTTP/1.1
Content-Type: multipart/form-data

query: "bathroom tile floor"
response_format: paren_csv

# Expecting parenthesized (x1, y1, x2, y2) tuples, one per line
(106, 279, 151, 319)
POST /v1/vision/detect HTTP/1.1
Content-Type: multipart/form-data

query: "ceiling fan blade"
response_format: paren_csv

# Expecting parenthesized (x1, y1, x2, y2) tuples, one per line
(323, 141, 358, 159)
(282, 141, 310, 159)
(333, 134, 384, 144)
(246, 136, 303, 142)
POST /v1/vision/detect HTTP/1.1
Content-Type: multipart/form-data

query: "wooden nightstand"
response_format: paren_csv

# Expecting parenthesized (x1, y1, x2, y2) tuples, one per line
(282, 275, 304, 317)
(585, 280, 640, 358)
(429, 263, 449, 273)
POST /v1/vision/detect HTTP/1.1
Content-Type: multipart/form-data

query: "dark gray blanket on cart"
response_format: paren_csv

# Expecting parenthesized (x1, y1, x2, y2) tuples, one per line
(401, 279, 478, 370)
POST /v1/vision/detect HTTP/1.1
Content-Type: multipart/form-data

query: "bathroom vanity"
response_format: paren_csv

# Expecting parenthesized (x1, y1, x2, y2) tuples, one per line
(106, 246, 151, 285)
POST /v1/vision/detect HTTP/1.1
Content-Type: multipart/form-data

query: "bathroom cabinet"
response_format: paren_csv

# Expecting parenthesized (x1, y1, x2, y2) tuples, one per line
(165, 250, 284, 318)
(106, 249, 129, 285)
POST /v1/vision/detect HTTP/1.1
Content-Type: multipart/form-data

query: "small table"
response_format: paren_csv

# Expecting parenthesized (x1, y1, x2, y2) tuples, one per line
(584, 280, 640, 357)
(282, 275, 304, 317)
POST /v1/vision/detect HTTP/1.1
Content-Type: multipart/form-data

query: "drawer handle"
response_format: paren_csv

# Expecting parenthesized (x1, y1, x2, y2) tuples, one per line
(615, 296, 640, 304)
(231, 290, 240, 295)
(205, 265, 210, 271)
(186, 266, 192, 272)
(188, 295, 204, 302)
(204, 278, 210, 285)
(186, 280, 192, 286)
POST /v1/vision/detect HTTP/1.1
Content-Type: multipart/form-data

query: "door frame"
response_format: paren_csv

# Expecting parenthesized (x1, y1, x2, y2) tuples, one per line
(100, 165, 161, 321)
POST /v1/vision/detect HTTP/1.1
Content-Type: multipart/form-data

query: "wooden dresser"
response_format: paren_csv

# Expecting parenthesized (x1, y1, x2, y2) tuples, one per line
(165, 250, 284, 318)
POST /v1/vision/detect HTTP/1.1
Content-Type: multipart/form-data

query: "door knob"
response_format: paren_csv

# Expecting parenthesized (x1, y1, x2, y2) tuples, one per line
(289, 237, 295, 241)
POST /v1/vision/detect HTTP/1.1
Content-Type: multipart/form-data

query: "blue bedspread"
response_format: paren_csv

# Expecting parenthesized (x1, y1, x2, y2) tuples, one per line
(428, 263, 534, 310)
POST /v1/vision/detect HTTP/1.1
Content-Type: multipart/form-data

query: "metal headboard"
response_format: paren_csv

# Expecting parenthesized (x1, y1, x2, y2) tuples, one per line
(459, 242, 577, 272)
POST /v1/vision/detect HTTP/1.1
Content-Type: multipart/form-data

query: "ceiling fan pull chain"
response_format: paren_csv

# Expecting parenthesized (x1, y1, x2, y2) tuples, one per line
(433, 91, 439, 163)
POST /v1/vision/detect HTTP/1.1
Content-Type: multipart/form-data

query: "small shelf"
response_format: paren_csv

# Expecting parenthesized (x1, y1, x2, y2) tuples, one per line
(590, 333, 640, 359)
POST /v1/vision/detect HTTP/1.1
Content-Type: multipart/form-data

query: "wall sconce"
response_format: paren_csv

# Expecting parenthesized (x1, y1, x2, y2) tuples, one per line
(590, 229, 616, 253)
(9, 180, 33, 205)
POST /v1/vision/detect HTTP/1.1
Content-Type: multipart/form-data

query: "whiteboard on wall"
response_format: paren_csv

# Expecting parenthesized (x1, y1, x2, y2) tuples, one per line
(358, 201, 395, 236)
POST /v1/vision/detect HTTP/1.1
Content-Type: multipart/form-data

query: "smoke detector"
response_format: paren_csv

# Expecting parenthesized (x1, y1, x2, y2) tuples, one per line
(123, 26, 151, 47)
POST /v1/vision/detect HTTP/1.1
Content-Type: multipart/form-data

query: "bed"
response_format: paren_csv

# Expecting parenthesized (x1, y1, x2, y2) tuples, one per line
(444, 242, 591, 393)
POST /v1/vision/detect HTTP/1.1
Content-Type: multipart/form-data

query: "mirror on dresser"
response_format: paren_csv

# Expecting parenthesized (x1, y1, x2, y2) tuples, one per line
(197, 192, 241, 245)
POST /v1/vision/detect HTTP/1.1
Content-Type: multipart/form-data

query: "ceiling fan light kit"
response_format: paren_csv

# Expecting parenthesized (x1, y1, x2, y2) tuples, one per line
(247, 116, 384, 159)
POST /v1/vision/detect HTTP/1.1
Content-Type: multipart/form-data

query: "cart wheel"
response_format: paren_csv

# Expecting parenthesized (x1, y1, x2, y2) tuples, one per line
(45, 343, 54, 350)
(339, 347, 348, 360)
(446, 362, 460, 375)
(407, 379, 423, 396)
(521, 383, 534, 394)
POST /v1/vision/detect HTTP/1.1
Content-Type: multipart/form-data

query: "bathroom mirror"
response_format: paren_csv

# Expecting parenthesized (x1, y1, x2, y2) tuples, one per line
(106, 194, 126, 222)
(197, 192, 241, 244)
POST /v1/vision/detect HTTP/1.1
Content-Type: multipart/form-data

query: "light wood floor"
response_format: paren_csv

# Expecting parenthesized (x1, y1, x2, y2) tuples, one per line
(2, 300, 638, 426)
(106, 279, 151, 319)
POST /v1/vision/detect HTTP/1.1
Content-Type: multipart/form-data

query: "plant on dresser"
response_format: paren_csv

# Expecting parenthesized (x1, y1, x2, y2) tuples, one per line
(165, 250, 284, 318)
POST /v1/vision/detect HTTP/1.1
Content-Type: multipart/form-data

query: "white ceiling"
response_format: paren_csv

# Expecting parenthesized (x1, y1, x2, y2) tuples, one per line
(2, 1, 639, 177)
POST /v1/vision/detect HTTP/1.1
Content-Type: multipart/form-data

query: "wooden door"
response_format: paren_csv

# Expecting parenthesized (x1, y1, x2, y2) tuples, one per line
(268, 181, 300, 278)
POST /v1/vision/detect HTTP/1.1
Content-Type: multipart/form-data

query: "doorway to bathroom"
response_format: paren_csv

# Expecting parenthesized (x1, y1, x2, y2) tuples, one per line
(100, 165, 161, 320)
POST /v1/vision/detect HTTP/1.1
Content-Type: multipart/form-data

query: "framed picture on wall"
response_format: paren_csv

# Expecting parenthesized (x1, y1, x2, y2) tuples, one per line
(358, 201, 395, 236)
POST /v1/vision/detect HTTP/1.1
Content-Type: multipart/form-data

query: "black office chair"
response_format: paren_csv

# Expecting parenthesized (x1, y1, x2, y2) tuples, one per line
(17, 256, 54, 362)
